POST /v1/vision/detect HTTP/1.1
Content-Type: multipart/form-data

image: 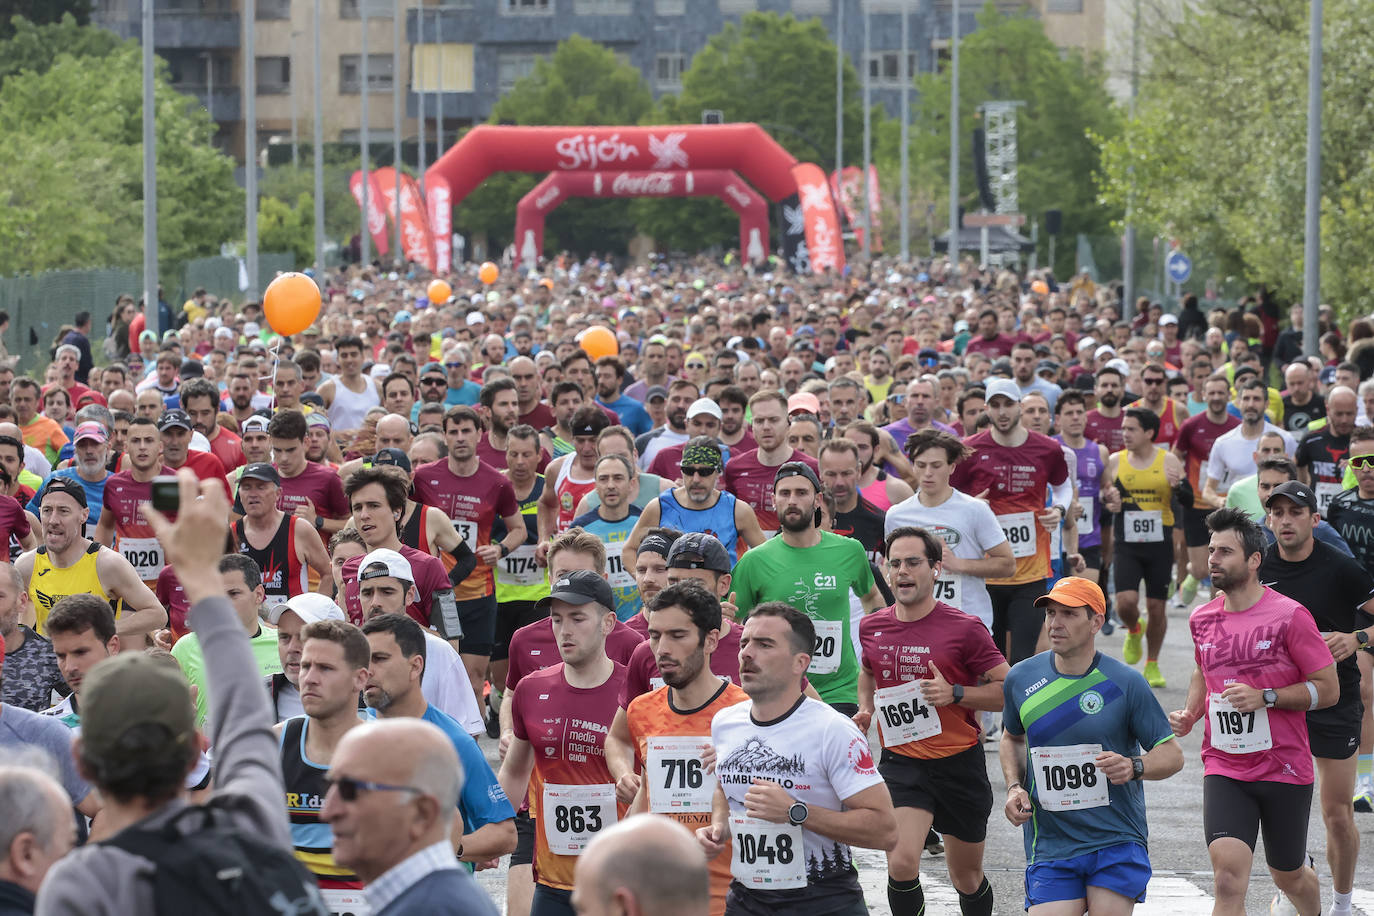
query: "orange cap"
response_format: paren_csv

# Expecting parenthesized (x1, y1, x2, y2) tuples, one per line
(1034, 577, 1106, 618)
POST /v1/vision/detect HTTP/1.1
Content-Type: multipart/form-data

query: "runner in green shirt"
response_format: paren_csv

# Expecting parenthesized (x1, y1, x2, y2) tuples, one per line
(730, 461, 886, 711)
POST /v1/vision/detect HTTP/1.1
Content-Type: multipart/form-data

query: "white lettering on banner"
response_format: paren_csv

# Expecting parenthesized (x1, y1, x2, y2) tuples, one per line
(725, 182, 753, 209)
(535, 185, 561, 210)
(807, 619, 843, 674)
(873, 679, 943, 747)
(611, 172, 676, 196)
(645, 736, 715, 813)
(649, 131, 689, 169)
(1123, 510, 1163, 543)
(729, 815, 806, 889)
(1032, 744, 1108, 810)
(543, 783, 617, 854)
(1207, 692, 1272, 754)
(997, 511, 1037, 558)
(555, 133, 640, 170)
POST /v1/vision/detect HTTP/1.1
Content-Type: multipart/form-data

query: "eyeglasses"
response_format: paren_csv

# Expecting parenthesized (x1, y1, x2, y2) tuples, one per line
(888, 557, 937, 569)
(1142, 377, 1165, 385)
(1351, 454, 1374, 470)
(685, 362, 707, 370)
(680, 466, 718, 478)
(323, 776, 425, 801)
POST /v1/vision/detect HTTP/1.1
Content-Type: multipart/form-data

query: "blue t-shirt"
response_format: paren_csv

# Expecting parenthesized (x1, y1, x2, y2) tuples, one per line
(597, 394, 652, 437)
(0, 702, 92, 805)
(447, 380, 481, 407)
(27, 468, 110, 525)
(571, 506, 644, 621)
(1002, 651, 1174, 863)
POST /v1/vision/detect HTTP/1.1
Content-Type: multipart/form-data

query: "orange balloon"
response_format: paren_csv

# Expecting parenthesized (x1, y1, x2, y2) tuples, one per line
(262, 272, 322, 337)
(428, 279, 452, 304)
(479, 261, 499, 285)
(580, 326, 618, 361)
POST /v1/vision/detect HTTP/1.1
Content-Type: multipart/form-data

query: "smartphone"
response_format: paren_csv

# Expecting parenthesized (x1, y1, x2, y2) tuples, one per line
(150, 476, 180, 513)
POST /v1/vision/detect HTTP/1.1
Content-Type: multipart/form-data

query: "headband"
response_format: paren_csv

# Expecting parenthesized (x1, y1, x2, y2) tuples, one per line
(681, 443, 723, 470)
(637, 533, 675, 558)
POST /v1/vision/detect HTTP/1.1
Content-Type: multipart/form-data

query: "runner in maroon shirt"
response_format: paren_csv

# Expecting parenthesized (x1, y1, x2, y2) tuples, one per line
(1172, 375, 1242, 605)
(722, 391, 819, 533)
(156, 409, 231, 499)
(1084, 366, 1127, 453)
(268, 408, 348, 535)
(962, 309, 1018, 360)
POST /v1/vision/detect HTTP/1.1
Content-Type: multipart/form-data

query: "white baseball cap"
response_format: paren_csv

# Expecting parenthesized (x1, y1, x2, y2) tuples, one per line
(686, 398, 722, 421)
(267, 593, 345, 626)
(984, 378, 1022, 404)
(359, 547, 414, 584)
(1094, 345, 1117, 360)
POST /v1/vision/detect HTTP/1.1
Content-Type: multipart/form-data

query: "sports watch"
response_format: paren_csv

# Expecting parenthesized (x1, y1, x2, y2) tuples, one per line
(787, 801, 809, 826)
(1130, 756, 1145, 781)
(1357, 630, 1370, 648)
(1262, 688, 1278, 708)
(951, 685, 965, 705)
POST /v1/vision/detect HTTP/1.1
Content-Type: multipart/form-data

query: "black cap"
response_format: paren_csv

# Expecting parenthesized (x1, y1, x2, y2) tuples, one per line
(571, 413, 609, 437)
(42, 476, 87, 508)
(537, 569, 615, 613)
(637, 531, 678, 558)
(156, 409, 192, 432)
(773, 460, 821, 493)
(240, 462, 280, 485)
(371, 448, 412, 473)
(1265, 480, 1317, 512)
(300, 392, 325, 409)
(179, 358, 204, 378)
(666, 532, 731, 573)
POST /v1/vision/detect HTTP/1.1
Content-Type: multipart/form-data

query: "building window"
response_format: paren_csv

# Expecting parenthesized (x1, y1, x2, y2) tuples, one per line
(340, 0, 392, 18)
(256, 0, 290, 19)
(1045, 0, 1083, 11)
(791, 0, 829, 14)
(256, 56, 290, 93)
(500, 0, 552, 15)
(412, 42, 476, 93)
(655, 0, 685, 12)
(497, 52, 543, 92)
(655, 52, 686, 89)
(719, 0, 756, 13)
(931, 38, 951, 72)
(865, 51, 917, 85)
(339, 54, 394, 93)
(338, 129, 397, 144)
(574, 0, 631, 11)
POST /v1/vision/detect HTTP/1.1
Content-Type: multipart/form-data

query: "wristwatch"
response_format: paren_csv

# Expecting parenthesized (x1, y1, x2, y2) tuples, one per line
(951, 685, 965, 705)
(787, 801, 809, 826)
(1130, 756, 1145, 781)
(1357, 630, 1370, 648)
(1262, 688, 1278, 708)
(499, 543, 511, 559)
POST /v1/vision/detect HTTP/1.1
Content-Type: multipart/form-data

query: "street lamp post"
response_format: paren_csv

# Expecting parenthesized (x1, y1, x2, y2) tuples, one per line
(948, 0, 959, 272)
(1302, 0, 1322, 357)
(899, 0, 910, 262)
(245, 0, 259, 297)
(313, 0, 325, 271)
(141, 0, 158, 330)
(392, 0, 402, 263)
(861, 0, 871, 260)
(360, 0, 372, 265)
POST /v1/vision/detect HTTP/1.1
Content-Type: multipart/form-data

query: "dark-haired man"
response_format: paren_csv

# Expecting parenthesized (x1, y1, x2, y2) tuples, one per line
(231, 462, 333, 604)
(319, 336, 381, 433)
(267, 408, 348, 536)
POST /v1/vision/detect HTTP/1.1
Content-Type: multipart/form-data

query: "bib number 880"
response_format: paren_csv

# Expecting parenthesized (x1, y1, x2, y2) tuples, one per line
(736, 831, 794, 866)
(1039, 762, 1098, 791)
(554, 805, 603, 835)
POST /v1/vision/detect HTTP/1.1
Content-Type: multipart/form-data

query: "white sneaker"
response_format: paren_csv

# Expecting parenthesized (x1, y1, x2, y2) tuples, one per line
(1269, 892, 1298, 916)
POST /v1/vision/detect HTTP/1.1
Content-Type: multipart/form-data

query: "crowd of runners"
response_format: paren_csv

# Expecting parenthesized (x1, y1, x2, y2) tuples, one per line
(0, 256, 1370, 916)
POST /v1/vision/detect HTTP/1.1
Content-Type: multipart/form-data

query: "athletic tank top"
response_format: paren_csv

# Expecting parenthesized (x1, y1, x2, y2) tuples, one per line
(1114, 447, 1175, 534)
(658, 488, 742, 563)
(859, 471, 894, 512)
(400, 502, 433, 556)
(278, 717, 362, 889)
(554, 459, 596, 532)
(1056, 437, 1104, 549)
(546, 429, 574, 459)
(1129, 397, 1183, 447)
(235, 513, 306, 602)
(30, 542, 119, 635)
(326, 375, 380, 432)
(495, 476, 547, 603)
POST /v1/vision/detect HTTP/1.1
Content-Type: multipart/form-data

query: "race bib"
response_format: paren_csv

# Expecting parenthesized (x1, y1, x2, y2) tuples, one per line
(650, 676, 665, 691)
(1208, 692, 1272, 754)
(729, 815, 806, 889)
(1032, 743, 1108, 810)
(118, 536, 164, 580)
(873, 679, 943, 747)
(997, 511, 1037, 558)
(1123, 510, 1163, 543)
(932, 574, 962, 606)
(1197, 459, 1209, 489)
(1316, 481, 1342, 514)
(807, 619, 843, 675)
(645, 736, 715, 813)
(1050, 520, 1063, 558)
(319, 888, 370, 916)
(454, 519, 479, 552)
(497, 543, 543, 586)
(1074, 496, 1094, 532)
(543, 783, 617, 855)
(605, 540, 636, 589)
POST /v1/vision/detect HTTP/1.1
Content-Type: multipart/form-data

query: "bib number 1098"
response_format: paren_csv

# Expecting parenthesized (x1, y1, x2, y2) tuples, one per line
(1039, 761, 1098, 792)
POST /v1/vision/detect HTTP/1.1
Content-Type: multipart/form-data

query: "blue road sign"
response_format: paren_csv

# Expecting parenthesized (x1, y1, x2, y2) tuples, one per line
(1166, 250, 1192, 284)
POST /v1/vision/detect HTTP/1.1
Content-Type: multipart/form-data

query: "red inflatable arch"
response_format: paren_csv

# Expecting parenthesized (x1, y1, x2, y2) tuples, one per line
(424, 124, 844, 274)
(514, 170, 769, 267)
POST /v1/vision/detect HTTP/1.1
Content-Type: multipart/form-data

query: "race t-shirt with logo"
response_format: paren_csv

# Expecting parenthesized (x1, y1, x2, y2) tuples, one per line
(950, 430, 1069, 586)
(1126, 397, 1185, 447)
(1282, 394, 1326, 433)
(729, 531, 874, 705)
(626, 679, 747, 916)
(884, 489, 1008, 631)
(553, 459, 597, 531)
(621, 622, 742, 706)
(832, 498, 886, 566)
(1189, 588, 1336, 784)
(155, 566, 192, 637)
(722, 448, 820, 533)
(413, 458, 518, 601)
(1084, 409, 1125, 453)
(504, 617, 645, 691)
(1174, 412, 1240, 495)
(510, 661, 629, 890)
(1325, 488, 1374, 574)
(712, 696, 883, 912)
(277, 461, 348, 521)
(572, 506, 644, 621)
(102, 467, 176, 585)
(858, 603, 1005, 759)
(1295, 427, 1351, 515)
(1002, 651, 1175, 863)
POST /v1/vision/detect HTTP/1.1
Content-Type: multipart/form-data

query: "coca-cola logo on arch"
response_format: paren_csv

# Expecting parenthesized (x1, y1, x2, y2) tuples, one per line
(609, 172, 677, 196)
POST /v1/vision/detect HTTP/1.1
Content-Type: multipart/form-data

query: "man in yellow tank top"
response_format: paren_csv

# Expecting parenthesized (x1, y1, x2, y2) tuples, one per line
(1102, 407, 1191, 689)
(15, 477, 166, 639)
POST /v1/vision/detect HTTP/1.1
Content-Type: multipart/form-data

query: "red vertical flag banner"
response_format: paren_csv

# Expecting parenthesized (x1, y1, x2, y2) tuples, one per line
(349, 170, 390, 255)
(790, 162, 846, 274)
(427, 175, 452, 274)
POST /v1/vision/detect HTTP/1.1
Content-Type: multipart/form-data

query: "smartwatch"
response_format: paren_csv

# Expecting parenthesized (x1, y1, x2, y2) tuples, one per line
(1262, 688, 1278, 709)
(1130, 756, 1145, 781)
(787, 801, 809, 826)
(951, 685, 965, 705)
(1357, 630, 1370, 648)
(499, 543, 511, 559)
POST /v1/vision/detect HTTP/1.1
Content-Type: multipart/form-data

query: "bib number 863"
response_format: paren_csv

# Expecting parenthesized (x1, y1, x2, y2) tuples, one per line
(554, 805, 602, 834)
(1040, 762, 1098, 791)
(736, 831, 794, 866)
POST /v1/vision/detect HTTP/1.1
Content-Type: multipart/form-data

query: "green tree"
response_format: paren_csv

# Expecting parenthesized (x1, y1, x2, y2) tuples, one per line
(1096, 0, 1374, 315)
(258, 193, 314, 266)
(0, 13, 116, 85)
(898, 5, 1120, 275)
(645, 11, 871, 252)
(258, 158, 363, 260)
(0, 0, 90, 41)
(454, 35, 654, 256)
(0, 40, 241, 274)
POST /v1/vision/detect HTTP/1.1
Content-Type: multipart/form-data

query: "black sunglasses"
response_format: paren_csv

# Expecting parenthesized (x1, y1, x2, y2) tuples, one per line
(323, 775, 424, 802)
(680, 465, 718, 478)
(420, 378, 446, 385)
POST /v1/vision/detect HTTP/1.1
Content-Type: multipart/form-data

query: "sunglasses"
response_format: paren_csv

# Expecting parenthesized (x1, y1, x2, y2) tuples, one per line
(1142, 377, 1165, 385)
(1350, 454, 1374, 470)
(685, 362, 707, 370)
(420, 378, 446, 386)
(323, 775, 424, 802)
(680, 465, 718, 478)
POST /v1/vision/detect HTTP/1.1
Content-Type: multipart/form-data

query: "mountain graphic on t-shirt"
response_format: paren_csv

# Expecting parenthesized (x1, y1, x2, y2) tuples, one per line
(720, 736, 806, 777)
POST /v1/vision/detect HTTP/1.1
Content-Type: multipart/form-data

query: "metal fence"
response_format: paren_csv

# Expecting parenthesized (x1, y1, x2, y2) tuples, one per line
(0, 254, 295, 374)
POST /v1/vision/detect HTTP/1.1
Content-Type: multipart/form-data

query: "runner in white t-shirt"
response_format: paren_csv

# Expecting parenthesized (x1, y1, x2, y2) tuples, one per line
(1203, 379, 1296, 504)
